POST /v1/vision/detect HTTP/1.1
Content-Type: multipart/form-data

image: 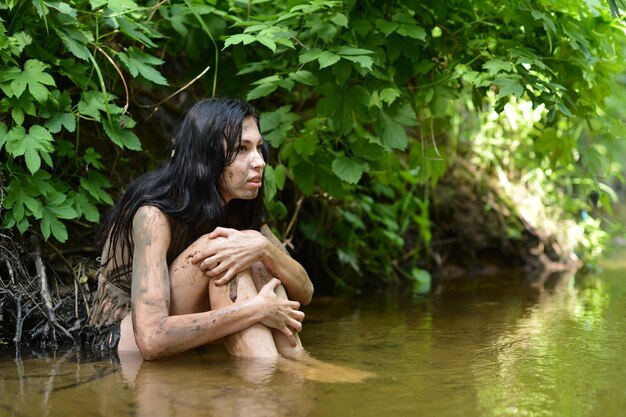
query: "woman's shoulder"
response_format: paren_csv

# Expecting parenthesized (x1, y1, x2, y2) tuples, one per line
(133, 205, 172, 235)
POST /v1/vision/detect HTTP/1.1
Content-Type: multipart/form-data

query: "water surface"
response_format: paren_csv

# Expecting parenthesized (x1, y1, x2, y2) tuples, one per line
(2, 250, 626, 417)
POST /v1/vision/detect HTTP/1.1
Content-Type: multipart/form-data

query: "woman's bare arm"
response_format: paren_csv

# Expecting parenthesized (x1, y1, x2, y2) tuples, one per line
(130, 206, 303, 360)
(190, 226, 314, 305)
(259, 225, 314, 305)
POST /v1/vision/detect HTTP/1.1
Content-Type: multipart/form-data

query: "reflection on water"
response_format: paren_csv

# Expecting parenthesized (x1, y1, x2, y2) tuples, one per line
(2, 250, 626, 417)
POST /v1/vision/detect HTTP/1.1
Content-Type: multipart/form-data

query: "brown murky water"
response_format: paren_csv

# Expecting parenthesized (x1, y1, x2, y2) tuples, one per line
(2, 249, 626, 417)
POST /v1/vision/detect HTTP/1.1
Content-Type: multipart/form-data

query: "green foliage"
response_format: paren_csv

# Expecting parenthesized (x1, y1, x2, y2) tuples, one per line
(1, 0, 624, 287)
(0, 0, 168, 242)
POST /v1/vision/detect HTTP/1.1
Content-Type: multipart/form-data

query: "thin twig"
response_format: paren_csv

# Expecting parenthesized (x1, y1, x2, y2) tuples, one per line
(148, 0, 167, 21)
(13, 294, 22, 345)
(44, 240, 91, 318)
(136, 65, 212, 109)
(284, 195, 305, 244)
(5, 258, 15, 284)
(31, 236, 56, 326)
(430, 117, 441, 157)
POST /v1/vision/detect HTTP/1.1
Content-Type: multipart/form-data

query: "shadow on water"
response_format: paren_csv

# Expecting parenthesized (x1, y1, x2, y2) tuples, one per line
(2, 249, 626, 417)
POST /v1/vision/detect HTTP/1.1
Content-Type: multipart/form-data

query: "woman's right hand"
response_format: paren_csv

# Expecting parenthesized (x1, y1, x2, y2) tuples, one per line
(255, 278, 304, 347)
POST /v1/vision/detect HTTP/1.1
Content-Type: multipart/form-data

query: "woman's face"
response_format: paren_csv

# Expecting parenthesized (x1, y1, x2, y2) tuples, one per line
(219, 117, 266, 203)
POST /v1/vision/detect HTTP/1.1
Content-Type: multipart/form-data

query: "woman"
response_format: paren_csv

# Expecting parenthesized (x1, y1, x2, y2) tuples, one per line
(88, 98, 313, 360)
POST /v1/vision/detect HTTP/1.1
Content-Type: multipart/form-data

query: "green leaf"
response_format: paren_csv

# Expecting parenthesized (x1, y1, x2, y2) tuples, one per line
(90, 0, 108, 9)
(334, 60, 352, 85)
(247, 83, 278, 101)
(376, 19, 399, 36)
(118, 47, 168, 86)
(26, 170, 55, 197)
(223, 33, 256, 49)
(80, 171, 114, 205)
(389, 101, 418, 126)
(74, 191, 100, 222)
(340, 54, 373, 70)
(494, 76, 524, 99)
(0, 123, 7, 149)
(45, 111, 76, 133)
(343, 211, 365, 229)
(263, 165, 278, 201)
(115, 15, 158, 48)
(257, 36, 277, 52)
(377, 109, 408, 150)
(351, 137, 384, 161)
(331, 13, 348, 27)
(292, 162, 315, 196)
(78, 90, 113, 120)
(318, 83, 368, 135)
(3, 177, 43, 223)
(293, 133, 318, 157)
(288, 70, 318, 86)
(332, 156, 363, 184)
(83, 147, 104, 169)
(9, 60, 56, 102)
(260, 106, 300, 147)
(2, 93, 37, 125)
(40, 191, 78, 242)
(318, 51, 341, 68)
(57, 28, 90, 60)
(392, 12, 427, 40)
(483, 59, 514, 75)
(103, 116, 142, 150)
(44, 191, 78, 219)
(273, 164, 286, 189)
(336, 47, 374, 56)
(47, 1, 77, 17)
(397, 24, 427, 40)
(299, 48, 322, 64)
(6, 31, 32, 55)
(380, 88, 401, 106)
(5, 125, 54, 174)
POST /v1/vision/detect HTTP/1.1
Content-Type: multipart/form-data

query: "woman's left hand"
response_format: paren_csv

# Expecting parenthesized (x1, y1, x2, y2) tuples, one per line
(190, 227, 269, 285)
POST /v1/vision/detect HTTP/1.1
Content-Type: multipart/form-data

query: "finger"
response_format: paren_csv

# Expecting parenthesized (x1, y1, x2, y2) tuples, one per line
(282, 327, 297, 347)
(201, 256, 221, 273)
(190, 250, 208, 264)
(289, 318, 303, 333)
(202, 261, 217, 274)
(208, 227, 231, 239)
(264, 277, 281, 290)
(214, 271, 234, 286)
(291, 310, 305, 322)
(199, 260, 214, 272)
(289, 300, 300, 310)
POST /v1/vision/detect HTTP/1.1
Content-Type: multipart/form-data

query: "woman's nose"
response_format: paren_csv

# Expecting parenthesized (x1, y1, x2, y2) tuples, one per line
(251, 149, 266, 169)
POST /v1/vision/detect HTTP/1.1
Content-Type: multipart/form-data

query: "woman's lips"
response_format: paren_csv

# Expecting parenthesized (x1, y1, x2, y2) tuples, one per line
(247, 177, 262, 188)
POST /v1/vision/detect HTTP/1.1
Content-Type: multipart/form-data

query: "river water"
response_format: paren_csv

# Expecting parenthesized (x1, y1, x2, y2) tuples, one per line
(1, 249, 625, 417)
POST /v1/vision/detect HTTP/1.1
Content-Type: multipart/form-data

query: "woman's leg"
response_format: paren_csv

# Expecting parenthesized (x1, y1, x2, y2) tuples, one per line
(119, 234, 278, 358)
(207, 270, 278, 358)
(250, 262, 306, 359)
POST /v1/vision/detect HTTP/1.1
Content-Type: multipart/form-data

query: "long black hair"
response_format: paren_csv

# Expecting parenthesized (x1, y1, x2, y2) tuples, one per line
(100, 97, 269, 269)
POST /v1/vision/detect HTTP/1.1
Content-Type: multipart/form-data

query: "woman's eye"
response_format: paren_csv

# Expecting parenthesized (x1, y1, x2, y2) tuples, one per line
(238, 145, 247, 152)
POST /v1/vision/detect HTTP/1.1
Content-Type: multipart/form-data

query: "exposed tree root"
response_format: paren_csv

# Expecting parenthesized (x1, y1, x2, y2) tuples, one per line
(0, 232, 96, 351)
